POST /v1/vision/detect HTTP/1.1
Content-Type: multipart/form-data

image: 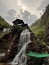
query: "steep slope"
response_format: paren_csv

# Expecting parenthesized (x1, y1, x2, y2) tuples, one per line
(0, 16, 10, 27)
(0, 16, 10, 39)
(30, 5, 49, 37)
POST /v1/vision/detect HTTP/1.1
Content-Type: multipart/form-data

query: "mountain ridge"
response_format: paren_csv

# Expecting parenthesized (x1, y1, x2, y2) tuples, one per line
(30, 5, 49, 37)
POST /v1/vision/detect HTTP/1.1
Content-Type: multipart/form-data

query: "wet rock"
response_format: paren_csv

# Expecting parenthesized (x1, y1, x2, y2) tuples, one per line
(0, 19, 48, 65)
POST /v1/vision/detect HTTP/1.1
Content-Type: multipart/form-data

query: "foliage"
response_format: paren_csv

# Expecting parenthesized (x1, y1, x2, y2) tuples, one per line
(0, 16, 10, 27)
(30, 5, 49, 37)
(30, 5, 49, 47)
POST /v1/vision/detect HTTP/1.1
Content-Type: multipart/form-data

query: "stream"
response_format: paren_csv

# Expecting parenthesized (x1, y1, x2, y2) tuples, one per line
(6, 29, 31, 65)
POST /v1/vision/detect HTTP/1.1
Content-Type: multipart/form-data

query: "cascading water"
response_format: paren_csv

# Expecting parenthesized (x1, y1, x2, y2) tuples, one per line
(9, 29, 31, 65)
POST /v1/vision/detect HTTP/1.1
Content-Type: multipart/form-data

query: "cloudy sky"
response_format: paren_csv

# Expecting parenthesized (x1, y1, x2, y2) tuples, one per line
(0, 0, 49, 26)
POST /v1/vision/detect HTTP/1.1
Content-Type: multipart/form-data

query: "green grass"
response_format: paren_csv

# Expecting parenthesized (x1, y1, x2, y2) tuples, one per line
(30, 22, 45, 35)
(0, 16, 10, 27)
(30, 5, 49, 36)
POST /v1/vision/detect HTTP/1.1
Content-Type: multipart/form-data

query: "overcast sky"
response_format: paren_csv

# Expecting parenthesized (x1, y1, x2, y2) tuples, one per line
(0, 0, 49, 26)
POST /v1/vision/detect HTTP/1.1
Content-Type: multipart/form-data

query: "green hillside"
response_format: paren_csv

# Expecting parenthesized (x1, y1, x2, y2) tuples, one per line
(30, 5, 49, 37)
(0, 16, 10, 27)
(0, 16, 10, 39)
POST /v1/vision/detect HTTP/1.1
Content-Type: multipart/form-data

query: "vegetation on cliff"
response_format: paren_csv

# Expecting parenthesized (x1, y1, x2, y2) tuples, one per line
(30, 5, 49, 49)
(30, 5, 49, 37)
(0, 16, 10, 27)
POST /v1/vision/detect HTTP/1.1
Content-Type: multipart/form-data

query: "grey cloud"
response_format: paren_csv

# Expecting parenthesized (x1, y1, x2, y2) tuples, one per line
(0, 0, 20, 24)
(0, 0, 46, 25)
(4, 9, 38, 26)
(7, 9, 17, 20)
(21, 10, 37, 26)
(0, 0, 8, 17)
(20, 0, 43, 10)
(4, 9, 17, 25)
(20, 0, 43, 18)
(0, 0, 20, 17)
(38, 0, 49, 10)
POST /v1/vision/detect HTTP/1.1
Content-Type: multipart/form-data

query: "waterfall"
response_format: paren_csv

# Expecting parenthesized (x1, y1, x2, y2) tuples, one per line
(9, 29, 31, 65)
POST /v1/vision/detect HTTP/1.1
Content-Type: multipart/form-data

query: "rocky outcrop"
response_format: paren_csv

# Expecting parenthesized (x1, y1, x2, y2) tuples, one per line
(0, 19, 47, 65)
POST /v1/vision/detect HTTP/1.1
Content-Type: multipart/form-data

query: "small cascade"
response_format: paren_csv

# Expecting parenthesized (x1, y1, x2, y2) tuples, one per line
(9, 29, 31, 65)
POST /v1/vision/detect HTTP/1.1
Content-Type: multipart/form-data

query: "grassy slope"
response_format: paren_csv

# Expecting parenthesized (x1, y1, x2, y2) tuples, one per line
(0, 16, 10, 27)
(0, 16, 10, 39)
(30, 19, 45, 35)
(30, 5, 49, 36)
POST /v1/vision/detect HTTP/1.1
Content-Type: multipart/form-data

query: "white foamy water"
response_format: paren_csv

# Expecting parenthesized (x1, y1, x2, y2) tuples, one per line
(8, 29, 31, 65)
